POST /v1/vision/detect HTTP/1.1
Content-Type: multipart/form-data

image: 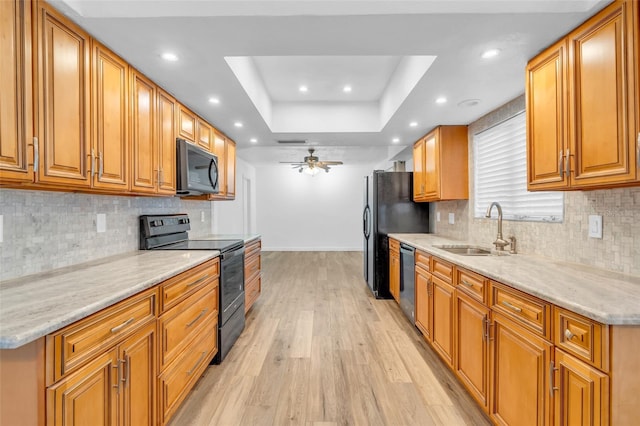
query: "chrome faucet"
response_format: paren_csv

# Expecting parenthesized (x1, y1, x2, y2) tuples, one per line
(485, 202, 513, 252)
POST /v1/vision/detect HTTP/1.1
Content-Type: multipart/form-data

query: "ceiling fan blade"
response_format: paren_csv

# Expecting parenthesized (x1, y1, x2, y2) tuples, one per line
(280, 161, 306, 164)
(319, 161, 343, 165)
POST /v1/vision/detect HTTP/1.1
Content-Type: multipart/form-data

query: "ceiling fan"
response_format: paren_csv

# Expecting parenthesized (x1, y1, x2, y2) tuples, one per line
(280, 148, 343, 175)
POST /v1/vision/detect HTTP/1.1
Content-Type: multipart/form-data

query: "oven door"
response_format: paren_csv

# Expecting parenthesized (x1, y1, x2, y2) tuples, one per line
(219, 246, 245, 325)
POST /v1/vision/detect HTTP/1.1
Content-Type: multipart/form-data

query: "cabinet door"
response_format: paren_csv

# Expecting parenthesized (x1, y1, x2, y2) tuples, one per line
(490, 312, 553, 426)
(225, 139, 236, 198)
(568, 1, 637, 187)
(431, 275, 454, 367)
(526, 39, 569, 190)
(92, 42, 128, 190)
(157, 89, 177, 195)
(423, 131, 440, 200)
(0, 0, 33, 183)
(196, 118, 212, 152)
(35, 2, 91, 187)
(212, 131, 226, 197)
(130, 71, 157, 194)
(177, 104, 196, 142)
(389, 253, 400, 302)
(412, 139, 425, 200)
(554, 349, 609, 426)
(47, 349, 118, 426)
(120, 321, 156, 426)
(455, 291, 489, 410)
(415, 265, 431, 340)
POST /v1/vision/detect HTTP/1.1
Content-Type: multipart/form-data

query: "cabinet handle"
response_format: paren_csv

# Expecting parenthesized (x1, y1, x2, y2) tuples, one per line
(565, 148, 571, 177)
(564, 329, 574, 340)
(482, 315, 489, 342)
(89, 149, 95, 178)
(124, 355, 130, 386)
(110, 317, 135, 333)
(549, 361, 559, 396)
(32, 137, 39, 173)
(186, 308, 208, 328)
(461, 279, 474, 288)
(112, 362, 121, 392)
(501, 300, 522, 313)
(119, 358, 126, 385)
(98, 151, 103, 179)
(187, 351, 207, 375)
(186, 275, 209, 287)
(558, 150, 564, 179)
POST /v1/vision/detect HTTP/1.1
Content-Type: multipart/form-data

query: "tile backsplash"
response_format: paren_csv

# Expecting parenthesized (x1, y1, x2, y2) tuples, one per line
(435, 94, 640, 276)
(0, 189, 212, 280)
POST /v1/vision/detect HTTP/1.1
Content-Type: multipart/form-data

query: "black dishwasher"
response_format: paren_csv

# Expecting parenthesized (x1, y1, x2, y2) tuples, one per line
(399, 243, 415, 322)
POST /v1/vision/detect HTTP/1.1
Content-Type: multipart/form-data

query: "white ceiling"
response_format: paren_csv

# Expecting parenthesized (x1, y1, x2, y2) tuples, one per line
(54, 0, 611, 166)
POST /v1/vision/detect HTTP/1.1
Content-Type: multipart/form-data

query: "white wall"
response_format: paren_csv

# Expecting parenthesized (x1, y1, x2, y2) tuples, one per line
(255, 164, 374, 251)
(212, 157, 257, 234)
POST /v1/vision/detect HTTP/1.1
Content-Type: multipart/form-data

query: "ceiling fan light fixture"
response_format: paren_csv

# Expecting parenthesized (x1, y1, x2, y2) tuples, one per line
(304, 166, 320, 176)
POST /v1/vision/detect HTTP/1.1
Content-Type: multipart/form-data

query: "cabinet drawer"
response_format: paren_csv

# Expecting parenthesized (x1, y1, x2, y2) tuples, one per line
(456, 267, 487, 304)
(158, 317, 217, 425)
(245, 239, 261, 258)
(244, 252, 261, 281)
(389, 238, 400, 252)
(415, 250, 431, 271)
(160, 258, 219, 313)
(432, 257, 454, 283)
(490, 281, 551, 339)
(159, 283, 218, 370)
(49, 288, 157, 382)
(553, 307, 609, 371)
(245, 273, 261, 314)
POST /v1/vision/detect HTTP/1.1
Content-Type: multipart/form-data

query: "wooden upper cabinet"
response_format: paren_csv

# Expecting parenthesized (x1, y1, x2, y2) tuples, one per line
(412, 138, 425, 200)
(212, 130, 227, 197)
(0, 0, 33, 183)
(196, 118, 213, 152)
(412, 125, 468, 202)
(157, 89, 177, 195)
(177, 104, 196, 142)
(130, 70, 157, 194)
(92, 42, 128, 190)
(527, 0, 639, 191)
(34, 1, 91, 188)
(526, 39, 569, 190)
(225, 139, 236, 198)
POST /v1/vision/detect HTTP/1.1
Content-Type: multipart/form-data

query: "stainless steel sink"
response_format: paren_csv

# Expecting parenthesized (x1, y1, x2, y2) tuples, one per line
(432, 245, 493, 256)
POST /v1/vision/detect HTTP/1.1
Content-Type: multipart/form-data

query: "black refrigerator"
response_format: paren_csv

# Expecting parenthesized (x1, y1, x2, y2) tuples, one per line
(363, 171, 430, 299)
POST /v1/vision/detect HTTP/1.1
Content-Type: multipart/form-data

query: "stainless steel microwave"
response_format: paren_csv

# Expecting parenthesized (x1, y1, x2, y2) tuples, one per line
(176, 138, 219, 196)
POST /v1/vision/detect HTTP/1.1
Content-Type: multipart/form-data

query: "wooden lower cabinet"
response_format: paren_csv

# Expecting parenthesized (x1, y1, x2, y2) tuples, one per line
(431, 275, 455, 367)
(244, 239, 262, 313)
(455, 290, 489, 410)
(415, 264, 431, 340)
(554, 348, 609, 426)
(389, 238, 400, 302)
(490, 312, 553, 426)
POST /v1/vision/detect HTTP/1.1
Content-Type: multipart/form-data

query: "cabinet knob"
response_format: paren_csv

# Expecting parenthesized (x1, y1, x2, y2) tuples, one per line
(564, 328, 574, 340)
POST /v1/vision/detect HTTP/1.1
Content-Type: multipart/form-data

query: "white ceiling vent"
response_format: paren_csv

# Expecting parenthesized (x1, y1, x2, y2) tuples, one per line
(277, 140, 307, 144)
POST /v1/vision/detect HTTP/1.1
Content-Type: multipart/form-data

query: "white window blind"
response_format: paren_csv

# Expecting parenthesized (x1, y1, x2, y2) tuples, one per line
(474, 112, 563, 222)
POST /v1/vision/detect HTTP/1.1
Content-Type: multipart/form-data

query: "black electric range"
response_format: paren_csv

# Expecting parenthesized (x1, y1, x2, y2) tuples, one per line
(139, 214, 245, 364)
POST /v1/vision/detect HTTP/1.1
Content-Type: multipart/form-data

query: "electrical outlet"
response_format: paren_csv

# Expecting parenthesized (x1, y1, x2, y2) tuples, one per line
(588, 215, 602, 239)
(201, 211, 205, 222)
(96, 213, 107, 233)
(448, 213, 455, 225)
(436, 212, 441, 222)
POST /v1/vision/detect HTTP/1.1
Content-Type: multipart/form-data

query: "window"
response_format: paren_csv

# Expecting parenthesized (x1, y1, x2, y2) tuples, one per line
(474, 112, 563, 222)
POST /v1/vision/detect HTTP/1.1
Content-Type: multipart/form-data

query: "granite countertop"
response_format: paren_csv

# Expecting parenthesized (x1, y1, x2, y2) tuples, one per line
(201, 234, 261, 244)
(0, 250, 219, 349)
(389, 233, 640, 325)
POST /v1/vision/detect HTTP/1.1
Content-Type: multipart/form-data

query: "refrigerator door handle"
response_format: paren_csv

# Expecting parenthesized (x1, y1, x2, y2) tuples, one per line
(363, 205, 371, 239)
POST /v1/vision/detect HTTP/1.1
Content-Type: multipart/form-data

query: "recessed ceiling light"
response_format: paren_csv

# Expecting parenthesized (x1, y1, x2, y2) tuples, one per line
(208, 97, 220, 104)
(250, 138, 257, 143)
(409, 122, 418, 127)
(299, 85, 308, 93)
(435, 97, 447, 104)
(392, 138, 400, 143)
(161, 52, 178, 62)
(234, 121, 243, 128)
(481, 48, 501, 59)
(343, 85, 352, 93)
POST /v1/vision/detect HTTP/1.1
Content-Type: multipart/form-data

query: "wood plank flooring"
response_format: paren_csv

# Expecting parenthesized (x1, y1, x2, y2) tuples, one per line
(169, 251, 491, 426)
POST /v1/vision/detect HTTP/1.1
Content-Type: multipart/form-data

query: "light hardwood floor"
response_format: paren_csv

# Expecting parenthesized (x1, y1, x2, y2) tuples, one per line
(169, 251, 491, 426)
